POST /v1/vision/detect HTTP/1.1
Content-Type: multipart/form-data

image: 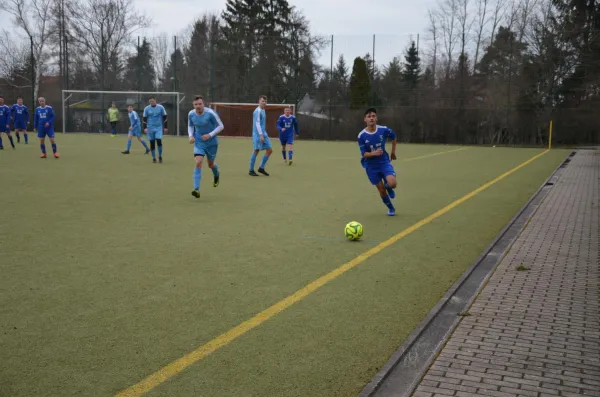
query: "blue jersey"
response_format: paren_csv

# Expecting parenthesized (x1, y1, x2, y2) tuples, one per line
(0, 105, 10, 127)
(34, 106, 55, 130)
(11, 104, 29, 123)
(252, 106, 266, 136)
(128, 110, 141, 131)
(143, 104, 166, 131)
(188, 108, 224, 145)
(277, 115, 299, 134)
(357, 125, 397, 168)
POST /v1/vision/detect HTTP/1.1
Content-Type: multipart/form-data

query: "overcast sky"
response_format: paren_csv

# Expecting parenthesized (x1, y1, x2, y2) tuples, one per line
(1, 0, 436, 68)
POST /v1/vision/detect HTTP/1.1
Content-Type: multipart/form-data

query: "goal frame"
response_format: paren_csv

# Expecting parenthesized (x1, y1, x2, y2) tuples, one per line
(61, 90, 186, 136)
(210, 102, 295, 111)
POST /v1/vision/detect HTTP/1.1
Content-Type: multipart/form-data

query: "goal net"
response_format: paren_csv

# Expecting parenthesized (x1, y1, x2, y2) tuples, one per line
(61, 90, 186, 135)
(210, 102, 295, 138)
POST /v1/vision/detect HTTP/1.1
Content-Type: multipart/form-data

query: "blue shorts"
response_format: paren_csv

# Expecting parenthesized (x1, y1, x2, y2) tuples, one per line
(253, 134, 272, 150)
(14, 122, 27, 130)
(365, 162, 396, 185)
(147, 129, 163, 140)
(194, 143, 218, 161)
(129, 128, 142, 137)
(1, 124, 9, 133)
(279, 131, 294, 146)
(37, 127, 55, 139)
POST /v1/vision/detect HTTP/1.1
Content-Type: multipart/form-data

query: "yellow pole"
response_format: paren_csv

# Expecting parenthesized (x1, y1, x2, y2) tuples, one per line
(549, 120, 553, 150)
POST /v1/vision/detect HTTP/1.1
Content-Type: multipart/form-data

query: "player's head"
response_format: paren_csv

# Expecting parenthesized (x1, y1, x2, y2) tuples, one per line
(148, 96, 156, 106)
(127, 104, 134, 113)
(111, 101, 116, 107)
(38, 97, 46, 107)
(284, 107, 292, 116)
(0, 96, 4, 105)
(17, 96, 23, 105)
(258, 95, 267, 109)
(364, 107, 377, 127)
(193, 95, 205, 112)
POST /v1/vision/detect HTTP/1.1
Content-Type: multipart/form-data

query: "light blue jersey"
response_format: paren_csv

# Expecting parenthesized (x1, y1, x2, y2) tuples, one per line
(252, 106, 272, 150)
(188, 108, 224, 160)
(143, 104, 166, 140)
(128, 110, 141, 136)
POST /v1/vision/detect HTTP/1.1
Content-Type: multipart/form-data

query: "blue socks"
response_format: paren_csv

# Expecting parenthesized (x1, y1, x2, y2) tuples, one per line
(158, 145, 163, 157)
(249, 152, 257, 171)
(141, 140, 149, 150)
(260, 155, 269, 169)
(384, 182, 396, 199)
(8, 136, 15, 148)
(24, 133, 28, 144)
(0, 136, 3, 148)
(282, 150, 286, 160)
(193, 168, 202, 190)
(288, 150, 293, 161)
(151, 149, 156, 159)
(382, 195, 395, 212)
(40, 143, 46, 154)
(126, 140, 132, 152)
(211, 164, 219, 177)
(51, 143, 57, 154)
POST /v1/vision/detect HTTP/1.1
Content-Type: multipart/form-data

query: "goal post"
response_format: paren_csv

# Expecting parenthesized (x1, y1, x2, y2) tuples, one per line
(61, 90, 186, 136)
(210, 102, 295, 138)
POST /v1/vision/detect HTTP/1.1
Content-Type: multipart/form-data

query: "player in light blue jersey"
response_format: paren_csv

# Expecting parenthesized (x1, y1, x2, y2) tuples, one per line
(357, 108, 398, 216)
(34, 97, 59, 158)
(121, 105, 150, 155)
(277, 107, 299, 165)
(11, 96, 30, 144)
(188, 96, 224, 198)
(249, 95, 272, 176)
(142, 96, 167, 163)
(0, 96, 16, 150)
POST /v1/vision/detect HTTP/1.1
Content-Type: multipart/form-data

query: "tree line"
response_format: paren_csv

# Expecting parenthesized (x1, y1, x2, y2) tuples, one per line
(0, 0, 598, 144)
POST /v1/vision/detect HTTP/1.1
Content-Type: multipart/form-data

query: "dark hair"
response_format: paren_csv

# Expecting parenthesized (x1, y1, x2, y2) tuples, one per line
(259, 95, 267, 101)
(17, 96, 23, 100)
(364, 107, 377, 116)
(0, 96, 3, 99)
(148, 96, 156, 100)
(194, 95, 204, 101)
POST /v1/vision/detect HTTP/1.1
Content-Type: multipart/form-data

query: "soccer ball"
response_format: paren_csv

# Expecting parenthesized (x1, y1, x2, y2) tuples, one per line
(345, 221, 363, 241)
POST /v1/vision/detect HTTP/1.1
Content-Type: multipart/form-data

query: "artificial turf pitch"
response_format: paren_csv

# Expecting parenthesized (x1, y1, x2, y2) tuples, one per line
(0, 134, 569, 396)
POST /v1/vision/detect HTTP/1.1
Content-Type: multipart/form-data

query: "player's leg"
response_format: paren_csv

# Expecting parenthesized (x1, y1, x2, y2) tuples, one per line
(207, 145, 220, 187)
(258, 136, 272, 175)
(15, 128, 20, 143)
(48, 130, 59, 158)
(249, 135, 260, 175)
(279, 132, 287, 162)
(122, 133, 134, 154)
(286, 131, 294, 165)
(4, 129, 15, 149)
(148, 131, 156, 161)
(38, 130, 46, 157)
(382, 163, 397, 199)
(17, 125, 28, 144)
(192, 154, 204, 198)
(156, 132, 163, 163)
(136, 134, 150, 153)
(367, 168, 395, 215)
(110, 121, 117, 136)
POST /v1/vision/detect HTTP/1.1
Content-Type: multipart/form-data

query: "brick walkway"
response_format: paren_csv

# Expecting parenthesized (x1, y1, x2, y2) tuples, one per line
(412, 150, 600, 397)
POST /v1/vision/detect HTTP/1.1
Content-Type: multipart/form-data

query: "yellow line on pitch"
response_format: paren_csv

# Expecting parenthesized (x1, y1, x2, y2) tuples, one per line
(116, 149, 548, 397)
(402, 146, 469, 162)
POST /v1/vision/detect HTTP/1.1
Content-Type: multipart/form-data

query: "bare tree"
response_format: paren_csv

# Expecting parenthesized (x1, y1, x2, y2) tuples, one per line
(457, 0, 474, 64)
(0, 30, 30, 86)
(437, 0, 460, 79)
(151, 33, 170, 89)
(489, 0, 507, 47)
(427, 9, 440, 85)
(472, 0, 490, 72)
(0, 0, 55, 99)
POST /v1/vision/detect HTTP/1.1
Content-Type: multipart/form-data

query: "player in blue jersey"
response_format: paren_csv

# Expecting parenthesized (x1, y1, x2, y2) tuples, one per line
(188, 96, 224, 198)
(277, 106, 299, 165)
(121, 105, 150, 154)
(142, 96, 167, 163)
(249, 95, 272, 176)
(358, 107, 398, 216)
(11, 96, 30, 144)
(0, 96, 16, 150)
(34, 97, 59, 158)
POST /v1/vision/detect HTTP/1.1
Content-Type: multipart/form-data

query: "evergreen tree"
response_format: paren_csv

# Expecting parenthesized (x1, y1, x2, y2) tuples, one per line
(402, 41, 421, 90)
(349, 56, 370, 109)
(331, 55, 349, 106)
(381, 57, 403, 105)
(160, 48, 185, 92)
(123, 38, 156, 91)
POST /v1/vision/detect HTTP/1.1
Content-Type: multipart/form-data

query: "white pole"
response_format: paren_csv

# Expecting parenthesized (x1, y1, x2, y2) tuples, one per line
(176, 92, 180, 137)
(62, 90, 66, 134)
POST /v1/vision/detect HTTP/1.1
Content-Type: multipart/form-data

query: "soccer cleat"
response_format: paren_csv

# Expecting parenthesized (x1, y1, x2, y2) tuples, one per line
(288, 160, 293, 166)
(387, 209, 396, 216)
(40, 153, 46, 158)
(152, 158, 157, 163)
(0, 147, 3, 150)
(144, 149, 150, 155)
(284, 159, 287, 164)
(249, 170, 259, 176)
(258, 168, 269, 176)
(53, 153, 60, 159)
(121, 151, 130, 154)
(213, 175, 220, 187)
(159, 157, 163, 163)
(191, 189, 200, 199)
(111, 134, 116, 138)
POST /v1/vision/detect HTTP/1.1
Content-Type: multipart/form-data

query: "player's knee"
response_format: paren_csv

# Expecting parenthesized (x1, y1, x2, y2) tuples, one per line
(150, 140, 156, 150)
(376, 184, 387, 195)
(156, 139, 162, 147)
(387, 177, 397, 189)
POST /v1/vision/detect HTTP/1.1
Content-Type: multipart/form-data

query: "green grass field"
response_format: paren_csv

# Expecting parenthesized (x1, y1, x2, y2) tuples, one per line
(0, 134, 568, 397)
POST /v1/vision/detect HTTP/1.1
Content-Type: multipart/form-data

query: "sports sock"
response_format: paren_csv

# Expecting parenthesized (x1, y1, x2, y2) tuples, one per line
(249, 152, 257, 171)
(150, 140, 156, 159)
(157, 139, 163, 157)
(51, 143, 57, 154)
(126, 140, 132, 152)
(282, 150, 286, 160)
(0, 136, 3, 148)
(24, 133, 28, 144)
(140, 140, 149, 150)
(381, 195, 395, 212)
(16, 132, 20, 142)
(40, 143, 46, 154)
(211, 164, 219, 177)
(193, 167, 202, 190)
(288, 150, 293, 161)
(260, 154, 269, 169)
(8, 136, 15, 148)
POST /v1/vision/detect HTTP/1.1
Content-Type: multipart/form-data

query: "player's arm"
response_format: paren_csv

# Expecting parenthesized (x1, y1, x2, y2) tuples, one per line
(208, 112, 224, 137)
(359, 136, 382, 158)
(47, 107, 55, 124)
(25, 107, 30, 123)
(10, 105, 15, 120)
(188, 116, 195, 142)
(34, 108, 38, 127)
(255, 110, 264, 135)
(131, 112, 140, 129)
(388, 128, 398, 160)
(277, 116, 284, 132)
(293, 116, 299, 135)
(162, 106, 168, 130)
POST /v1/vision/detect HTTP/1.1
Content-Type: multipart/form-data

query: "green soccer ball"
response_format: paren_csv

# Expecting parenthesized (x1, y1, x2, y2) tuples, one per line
(345, 221, 363, 241)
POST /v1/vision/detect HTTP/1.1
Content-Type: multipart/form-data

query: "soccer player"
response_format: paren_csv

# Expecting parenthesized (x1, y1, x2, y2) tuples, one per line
(358, 107, 398, 216)
(0, 96, 15, 150)
(34, 97, 59, 158)
(11, 96, 30, 144)
(121, 105, 150, 154)
(277, 106, 299, 165)
(107, 101, 119, 137)
(249, 95, 272, 176)
(188, 96, 224, 198)
(142, 96, 167, 163)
